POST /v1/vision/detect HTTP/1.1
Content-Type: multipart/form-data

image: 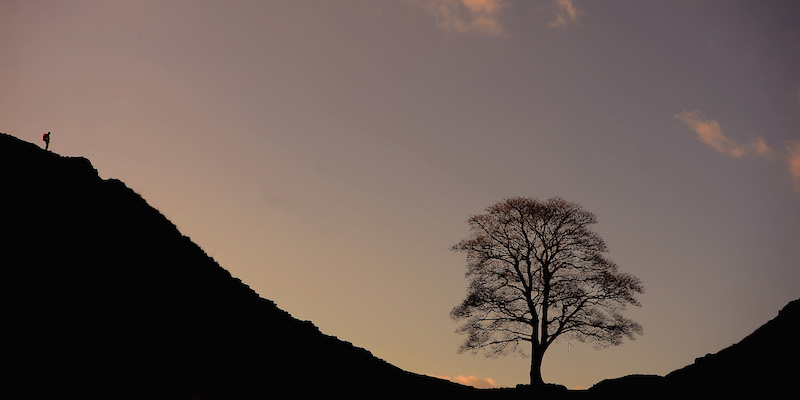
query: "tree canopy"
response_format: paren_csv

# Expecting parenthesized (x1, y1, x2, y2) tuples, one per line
(451, 197, 644, 387)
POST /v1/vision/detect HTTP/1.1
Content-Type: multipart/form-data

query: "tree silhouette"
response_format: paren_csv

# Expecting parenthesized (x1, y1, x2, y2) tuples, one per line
(451, 197, 644, 388)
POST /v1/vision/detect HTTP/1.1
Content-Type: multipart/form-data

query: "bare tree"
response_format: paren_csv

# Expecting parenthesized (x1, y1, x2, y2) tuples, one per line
(451, 197, 644, 388)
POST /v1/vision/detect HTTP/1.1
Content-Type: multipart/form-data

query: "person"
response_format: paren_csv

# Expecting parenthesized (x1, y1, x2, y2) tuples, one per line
(43, 131, 51, 151)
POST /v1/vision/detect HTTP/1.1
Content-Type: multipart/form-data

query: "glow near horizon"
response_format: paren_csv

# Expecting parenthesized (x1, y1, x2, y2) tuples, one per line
(2, 0, 799, 390)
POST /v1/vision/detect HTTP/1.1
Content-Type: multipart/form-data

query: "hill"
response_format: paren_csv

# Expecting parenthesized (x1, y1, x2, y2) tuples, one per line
(589, 299, 800, 399)
(1, 132, 477, 398)
(662, 298, 799, 398)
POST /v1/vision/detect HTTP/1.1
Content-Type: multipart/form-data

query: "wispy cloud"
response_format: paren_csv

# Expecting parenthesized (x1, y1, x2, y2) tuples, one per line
(433, 374, 499, 388)
(674, 110, 774, 159)
(420, 0, 508, 37)
(786, 141, 800, 192)
(549, 0, 579, 29)
(675, 109, 800, 193)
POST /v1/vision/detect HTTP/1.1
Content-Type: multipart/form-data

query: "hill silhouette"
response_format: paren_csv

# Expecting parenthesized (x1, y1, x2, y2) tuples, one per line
(2, 132, 797, 399)
(588, 299, 800, 399)
(1, 133, 479, 398)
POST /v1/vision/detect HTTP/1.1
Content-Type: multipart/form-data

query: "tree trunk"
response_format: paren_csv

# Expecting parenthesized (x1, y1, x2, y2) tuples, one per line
(530, 343, 545, 387)
(532, 273, 549, 388)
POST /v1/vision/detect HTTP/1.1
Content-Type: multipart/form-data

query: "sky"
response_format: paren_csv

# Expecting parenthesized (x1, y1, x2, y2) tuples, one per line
(2, 0, 799, 390)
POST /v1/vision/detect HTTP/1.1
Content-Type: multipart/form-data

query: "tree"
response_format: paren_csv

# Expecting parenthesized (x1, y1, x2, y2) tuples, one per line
(450, 197, 644, 388)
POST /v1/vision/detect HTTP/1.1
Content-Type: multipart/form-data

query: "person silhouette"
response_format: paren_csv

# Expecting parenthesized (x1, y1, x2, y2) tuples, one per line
(43, 131, 51, 151)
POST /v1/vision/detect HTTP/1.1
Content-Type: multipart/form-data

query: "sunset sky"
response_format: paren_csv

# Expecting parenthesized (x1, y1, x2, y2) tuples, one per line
(3, 0, 799, 390)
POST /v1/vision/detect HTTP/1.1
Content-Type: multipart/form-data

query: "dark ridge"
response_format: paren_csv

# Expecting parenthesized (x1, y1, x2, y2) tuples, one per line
(588, 375, 666, 399)
(661, 299, 800, 398)
(588, 299, 800, 399)
(1, 132, 478, 398)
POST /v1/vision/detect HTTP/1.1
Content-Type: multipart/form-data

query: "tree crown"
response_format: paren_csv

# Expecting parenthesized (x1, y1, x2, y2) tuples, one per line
(451, 197, 643, 358)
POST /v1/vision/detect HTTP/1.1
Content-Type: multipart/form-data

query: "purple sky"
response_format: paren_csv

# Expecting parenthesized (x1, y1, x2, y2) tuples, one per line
(3, 0, 799, 390)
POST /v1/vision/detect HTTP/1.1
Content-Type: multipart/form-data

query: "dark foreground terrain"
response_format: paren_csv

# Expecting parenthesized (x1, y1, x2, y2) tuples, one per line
(2, 132, 797, 398)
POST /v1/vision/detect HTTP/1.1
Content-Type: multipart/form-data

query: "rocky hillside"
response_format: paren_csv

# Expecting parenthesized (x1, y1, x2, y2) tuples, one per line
(1, 132, 476, 398)
(589, 299, 799, 399)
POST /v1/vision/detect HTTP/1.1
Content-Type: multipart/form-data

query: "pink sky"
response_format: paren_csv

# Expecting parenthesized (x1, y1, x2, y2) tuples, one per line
(2, 0, 799, 389)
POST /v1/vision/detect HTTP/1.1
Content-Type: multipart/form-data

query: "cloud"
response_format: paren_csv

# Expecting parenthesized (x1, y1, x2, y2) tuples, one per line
(675, 109, 800, 193)
(549, 0, 579, 29)
(674, 110, 774, 159)
(433, 374, 499, 388)
(420, 0, 508, 37)
(786, 141, 800, 192)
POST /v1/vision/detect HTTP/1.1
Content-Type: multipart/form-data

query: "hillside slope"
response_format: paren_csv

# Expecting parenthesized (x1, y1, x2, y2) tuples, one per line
(663, 298, 799, 398)
(1, 133, 475, 398)
(589, 299, 800, 399)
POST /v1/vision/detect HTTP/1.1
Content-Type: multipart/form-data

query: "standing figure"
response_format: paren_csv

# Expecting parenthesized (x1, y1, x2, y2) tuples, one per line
(43, 131, 51, 151)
